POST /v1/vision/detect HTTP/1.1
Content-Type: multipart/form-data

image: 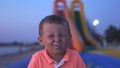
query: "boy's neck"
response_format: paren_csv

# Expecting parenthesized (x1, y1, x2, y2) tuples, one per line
(48, 51, 65, 62)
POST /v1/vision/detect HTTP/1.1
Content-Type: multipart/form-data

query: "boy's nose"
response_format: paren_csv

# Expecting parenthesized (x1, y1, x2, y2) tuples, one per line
(54, 36, 61, 42)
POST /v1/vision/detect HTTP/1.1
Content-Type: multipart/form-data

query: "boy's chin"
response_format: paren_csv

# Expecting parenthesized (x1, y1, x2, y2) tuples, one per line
(53, 46, 66, 50)
(54, 48, 66, 53)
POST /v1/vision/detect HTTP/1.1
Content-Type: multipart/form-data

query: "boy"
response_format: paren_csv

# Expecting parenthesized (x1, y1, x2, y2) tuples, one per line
(28, 15, 86, 68)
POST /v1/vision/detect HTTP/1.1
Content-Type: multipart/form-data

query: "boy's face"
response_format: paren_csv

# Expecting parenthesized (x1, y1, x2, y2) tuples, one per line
(38, 23, 70, 55)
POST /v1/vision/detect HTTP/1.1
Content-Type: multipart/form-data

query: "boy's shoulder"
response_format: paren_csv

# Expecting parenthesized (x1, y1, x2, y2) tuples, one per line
(68, 48, 79, 53)
(32, 49, 44, 57)
(67, 48, 80, 56)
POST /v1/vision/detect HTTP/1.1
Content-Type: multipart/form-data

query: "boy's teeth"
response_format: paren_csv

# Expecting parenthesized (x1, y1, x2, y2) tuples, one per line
(53, 43, 60, 46)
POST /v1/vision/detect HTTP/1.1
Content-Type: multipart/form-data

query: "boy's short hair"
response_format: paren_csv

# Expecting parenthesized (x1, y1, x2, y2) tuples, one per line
(39, 15, 71, 36)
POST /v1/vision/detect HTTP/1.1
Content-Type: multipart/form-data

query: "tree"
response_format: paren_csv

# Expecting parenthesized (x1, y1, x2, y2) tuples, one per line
(116, 28, 120, 43)
(105, 25, 118, 43)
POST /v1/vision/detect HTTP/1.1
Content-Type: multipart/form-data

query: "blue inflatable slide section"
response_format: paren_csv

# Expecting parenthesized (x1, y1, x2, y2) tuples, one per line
(4, 53, 120, 68)
(80, 53, 120, 68)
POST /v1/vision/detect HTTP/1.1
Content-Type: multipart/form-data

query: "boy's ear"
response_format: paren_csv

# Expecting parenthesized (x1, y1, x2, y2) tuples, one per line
(38, 37, 44, 46)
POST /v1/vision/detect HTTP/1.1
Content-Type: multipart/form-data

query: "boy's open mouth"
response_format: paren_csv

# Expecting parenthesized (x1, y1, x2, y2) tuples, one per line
(53, 42, 61, 47)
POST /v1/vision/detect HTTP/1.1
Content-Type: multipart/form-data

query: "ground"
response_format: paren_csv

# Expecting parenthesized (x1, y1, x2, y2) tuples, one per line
(0, 45, 41, 68)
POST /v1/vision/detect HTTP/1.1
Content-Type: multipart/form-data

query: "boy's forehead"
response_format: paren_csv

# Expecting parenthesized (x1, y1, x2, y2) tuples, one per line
(42, 23, 67, 31)
(43, 22, 65, 27)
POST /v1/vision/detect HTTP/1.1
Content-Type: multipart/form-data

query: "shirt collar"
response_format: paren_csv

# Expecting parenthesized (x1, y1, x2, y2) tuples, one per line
(43, 48, 54, 64)
(63, 48, 69, 61)
(42, 48, 70, 64)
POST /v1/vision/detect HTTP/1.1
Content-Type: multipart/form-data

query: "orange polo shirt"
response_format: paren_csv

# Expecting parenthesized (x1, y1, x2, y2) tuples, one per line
(28, 48, 86, 68)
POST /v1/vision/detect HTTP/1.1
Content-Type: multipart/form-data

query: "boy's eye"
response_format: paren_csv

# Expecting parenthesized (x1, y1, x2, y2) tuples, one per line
(48, 34, 54, 38)
(48, 33, 66, 39)
(59, 34, 65, 37)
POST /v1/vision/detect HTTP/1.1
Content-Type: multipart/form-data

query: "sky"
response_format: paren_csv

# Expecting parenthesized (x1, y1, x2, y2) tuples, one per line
(0, 0, 120, 43)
